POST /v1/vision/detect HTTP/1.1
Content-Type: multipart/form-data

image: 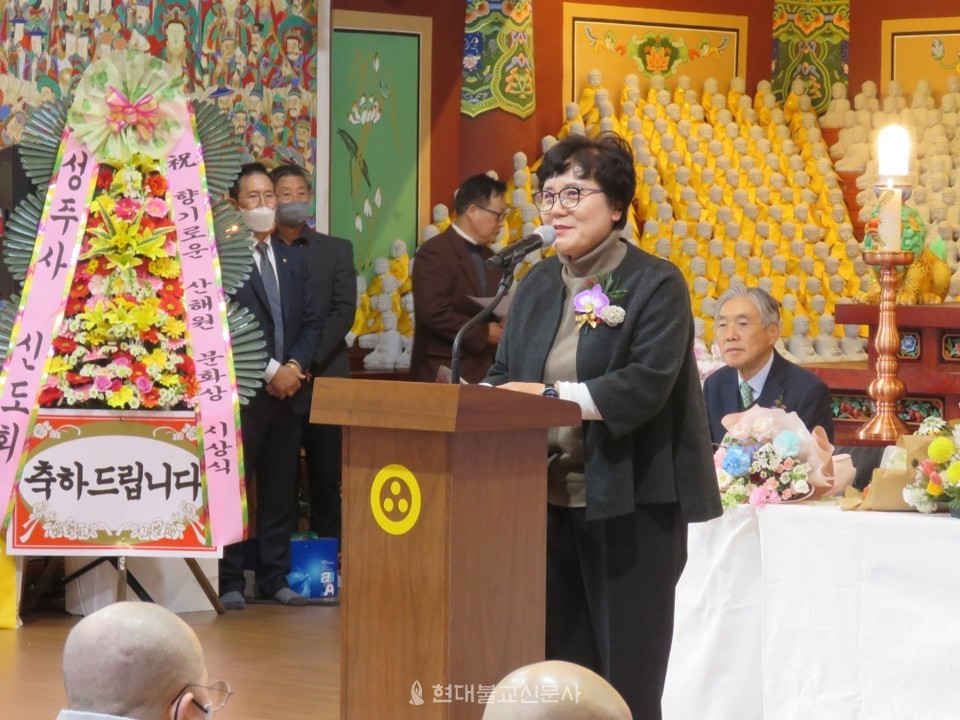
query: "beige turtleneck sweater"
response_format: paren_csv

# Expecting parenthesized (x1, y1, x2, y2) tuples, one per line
(545, 232, 627, 506)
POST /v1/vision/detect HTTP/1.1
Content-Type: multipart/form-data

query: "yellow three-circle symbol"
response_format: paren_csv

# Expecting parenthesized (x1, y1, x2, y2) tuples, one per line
(369, 464, 421, 535)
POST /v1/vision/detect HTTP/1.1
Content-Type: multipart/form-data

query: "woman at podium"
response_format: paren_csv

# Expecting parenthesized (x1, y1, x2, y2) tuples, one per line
(486, 133, 722, 719)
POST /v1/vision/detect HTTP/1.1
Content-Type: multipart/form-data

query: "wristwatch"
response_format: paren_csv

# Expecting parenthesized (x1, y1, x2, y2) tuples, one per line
(541, 383, 559, 399)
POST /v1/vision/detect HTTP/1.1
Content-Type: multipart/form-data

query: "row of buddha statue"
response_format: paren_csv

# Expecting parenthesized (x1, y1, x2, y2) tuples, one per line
(360, 71, 960, 367)
(826, 78, 960, 284)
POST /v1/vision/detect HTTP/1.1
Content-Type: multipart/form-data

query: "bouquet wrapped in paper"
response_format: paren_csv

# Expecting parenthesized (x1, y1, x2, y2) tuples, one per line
(902, 417, 960, 514)
(715, 405, 854, 508)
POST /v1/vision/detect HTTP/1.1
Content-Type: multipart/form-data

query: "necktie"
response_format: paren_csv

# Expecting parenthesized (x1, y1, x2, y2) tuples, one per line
(256, 243, 284, 358)
(740, 381, 754, 409)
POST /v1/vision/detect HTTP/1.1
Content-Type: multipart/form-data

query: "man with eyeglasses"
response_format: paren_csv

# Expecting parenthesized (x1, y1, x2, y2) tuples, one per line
(703, 286, 834, 445)
(411, 173, 508, 383)
(57, 602, 231, 720)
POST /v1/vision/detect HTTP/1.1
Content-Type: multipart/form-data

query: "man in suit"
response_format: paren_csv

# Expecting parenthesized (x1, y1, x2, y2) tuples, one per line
(220, 163, 322, 609)
(270, 164, 356, 542)
(703, 286, 834, 445)
(411, 174, 507, 383)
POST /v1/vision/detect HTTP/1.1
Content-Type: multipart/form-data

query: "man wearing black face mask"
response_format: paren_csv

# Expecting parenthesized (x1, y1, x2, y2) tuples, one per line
(270, 165, 356, 543)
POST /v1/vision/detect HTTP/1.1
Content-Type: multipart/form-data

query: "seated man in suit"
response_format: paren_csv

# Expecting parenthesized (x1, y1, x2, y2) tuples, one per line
(703, 286, 834, 445)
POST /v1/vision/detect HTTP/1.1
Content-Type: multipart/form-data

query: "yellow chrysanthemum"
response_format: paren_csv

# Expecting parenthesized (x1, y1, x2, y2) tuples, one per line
(159, 373, 181, 387)
(945, 461, 960, 486)
(142, 348, 169, 367)
(928, 437, 956, 463)
(163, 317, 186, 338)
(148, 257, 181, 278)
(47, 356, 74, 374)
(106, 385, 135, 408)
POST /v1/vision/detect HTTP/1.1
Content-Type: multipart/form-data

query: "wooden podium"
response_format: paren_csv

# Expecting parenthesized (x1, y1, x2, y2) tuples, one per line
(311, 379, 581, 719)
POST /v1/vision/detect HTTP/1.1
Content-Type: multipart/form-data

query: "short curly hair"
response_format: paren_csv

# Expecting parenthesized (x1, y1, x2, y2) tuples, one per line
(535, 133, 636, 230)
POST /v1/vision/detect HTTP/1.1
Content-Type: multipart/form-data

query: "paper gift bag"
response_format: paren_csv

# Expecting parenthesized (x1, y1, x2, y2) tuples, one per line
(897, 434, 935, 469)
(839, 434, 928, 511)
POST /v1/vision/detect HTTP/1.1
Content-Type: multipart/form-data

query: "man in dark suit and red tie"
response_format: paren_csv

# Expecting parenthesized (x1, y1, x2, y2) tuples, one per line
(703, 286, 834, 446)
(410, 174, 507, 383)
(220, 162, 321, 609)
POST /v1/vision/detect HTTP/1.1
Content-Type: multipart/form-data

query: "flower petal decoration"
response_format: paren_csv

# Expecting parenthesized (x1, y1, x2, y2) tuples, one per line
(574, 284, 609, 315)
(69, 50, 188, 163)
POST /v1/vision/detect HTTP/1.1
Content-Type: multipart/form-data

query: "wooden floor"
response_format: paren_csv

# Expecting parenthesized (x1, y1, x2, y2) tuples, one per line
(0, 604, 341, 719)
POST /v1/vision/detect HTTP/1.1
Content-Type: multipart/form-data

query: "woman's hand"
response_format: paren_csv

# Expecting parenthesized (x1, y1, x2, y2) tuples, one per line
(497, 382, 547, 395)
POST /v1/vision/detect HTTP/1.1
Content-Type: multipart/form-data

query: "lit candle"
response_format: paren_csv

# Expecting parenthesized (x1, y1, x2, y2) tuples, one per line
(877, 180, 902, 249)
(876, 124, 910, 251)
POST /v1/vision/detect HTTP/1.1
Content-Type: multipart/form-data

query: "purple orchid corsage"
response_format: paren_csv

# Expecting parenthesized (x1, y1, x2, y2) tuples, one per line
(573, 274, 626, 331)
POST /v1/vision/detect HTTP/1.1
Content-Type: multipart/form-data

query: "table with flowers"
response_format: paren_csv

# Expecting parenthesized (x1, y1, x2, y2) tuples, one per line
(662, 501, 960, 719)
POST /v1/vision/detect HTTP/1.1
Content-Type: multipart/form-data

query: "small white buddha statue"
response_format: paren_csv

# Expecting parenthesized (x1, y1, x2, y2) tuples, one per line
(786, 314, 817, 360)
(813, 314, 843, 360)
(840, 324, 867, 361)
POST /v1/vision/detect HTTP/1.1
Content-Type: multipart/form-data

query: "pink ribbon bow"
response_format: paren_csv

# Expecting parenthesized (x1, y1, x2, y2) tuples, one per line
(105, 86, 160, 141)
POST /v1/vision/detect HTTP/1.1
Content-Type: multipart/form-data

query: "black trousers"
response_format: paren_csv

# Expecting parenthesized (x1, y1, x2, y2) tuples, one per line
(302, 417, 342, 540)
(219, 392, 304, 597)
(546, 502, 687, 720)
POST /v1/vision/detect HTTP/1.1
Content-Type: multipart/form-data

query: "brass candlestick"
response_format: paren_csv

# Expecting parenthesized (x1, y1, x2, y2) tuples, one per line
(857, 250, 914, 442)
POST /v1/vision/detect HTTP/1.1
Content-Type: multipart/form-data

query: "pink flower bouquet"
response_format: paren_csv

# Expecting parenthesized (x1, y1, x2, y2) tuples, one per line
(715, 405, 853, 508)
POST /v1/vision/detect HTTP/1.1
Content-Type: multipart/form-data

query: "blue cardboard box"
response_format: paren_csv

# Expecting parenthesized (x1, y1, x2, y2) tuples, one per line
(286, 537, 339, 599)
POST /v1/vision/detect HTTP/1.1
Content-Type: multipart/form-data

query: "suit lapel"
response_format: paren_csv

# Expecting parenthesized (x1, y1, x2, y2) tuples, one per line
(720, 368, 741, 415)
(757, 351, 786, 408)
(451, 234, 483, 296)
(249, 258, 270, 311)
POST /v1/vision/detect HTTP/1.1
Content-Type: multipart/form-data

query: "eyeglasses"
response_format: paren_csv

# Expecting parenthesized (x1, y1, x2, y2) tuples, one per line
(171, 681, 233, 715)
(533, 186, 606, 212)
(714, 319, 767, 336)
(474, 205, 508, 222)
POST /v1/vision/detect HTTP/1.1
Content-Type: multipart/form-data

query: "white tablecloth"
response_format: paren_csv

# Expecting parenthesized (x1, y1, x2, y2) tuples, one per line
(663, 502, 960, 720)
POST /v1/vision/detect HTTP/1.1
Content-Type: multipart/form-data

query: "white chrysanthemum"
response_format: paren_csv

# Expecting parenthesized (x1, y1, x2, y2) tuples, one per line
(600, 304, 625, 326)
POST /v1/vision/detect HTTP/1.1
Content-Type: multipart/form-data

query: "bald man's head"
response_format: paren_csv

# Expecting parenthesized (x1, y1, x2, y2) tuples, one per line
(62, 602, 207, 720)
(482, 661, 632, 720)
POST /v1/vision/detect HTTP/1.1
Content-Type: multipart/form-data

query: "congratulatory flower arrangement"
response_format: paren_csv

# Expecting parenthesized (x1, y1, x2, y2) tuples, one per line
(39, 157, 198, 410)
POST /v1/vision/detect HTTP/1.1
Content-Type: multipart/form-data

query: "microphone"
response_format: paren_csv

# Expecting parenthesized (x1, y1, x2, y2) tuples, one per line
(486, 225, 557, 269)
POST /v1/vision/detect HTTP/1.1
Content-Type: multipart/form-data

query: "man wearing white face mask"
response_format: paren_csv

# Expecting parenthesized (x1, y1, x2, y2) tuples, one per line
(220, 163, 322, 609)
(270, 164, 356, 544)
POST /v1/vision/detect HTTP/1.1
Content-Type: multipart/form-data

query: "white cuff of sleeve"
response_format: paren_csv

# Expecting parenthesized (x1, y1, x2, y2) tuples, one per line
(556, 381, 602, 420)
(263, 358, 281, 383)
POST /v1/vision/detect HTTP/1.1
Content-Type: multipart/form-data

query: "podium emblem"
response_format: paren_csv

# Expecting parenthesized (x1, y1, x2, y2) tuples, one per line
(369, 463, 422, 535)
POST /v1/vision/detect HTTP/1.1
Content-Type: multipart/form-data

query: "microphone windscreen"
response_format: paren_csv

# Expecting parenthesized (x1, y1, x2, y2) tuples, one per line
(534, 224, 557, 248)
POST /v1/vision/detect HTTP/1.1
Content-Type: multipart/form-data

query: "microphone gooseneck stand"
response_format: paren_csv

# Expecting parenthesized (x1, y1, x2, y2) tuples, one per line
(450, 269, 516, 384)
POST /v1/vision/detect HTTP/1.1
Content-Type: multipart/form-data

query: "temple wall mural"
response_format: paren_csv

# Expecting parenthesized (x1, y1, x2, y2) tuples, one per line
(0, 0, 321, 173)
